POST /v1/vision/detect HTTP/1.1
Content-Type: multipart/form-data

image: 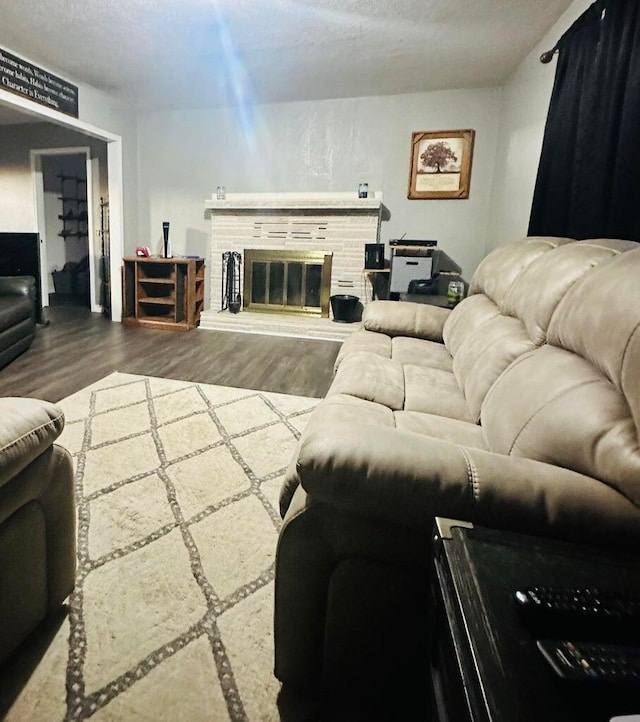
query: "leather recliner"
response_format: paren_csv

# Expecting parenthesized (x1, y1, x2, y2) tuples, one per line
(0, 397, 75, 664)
(0, 275, 37, 370)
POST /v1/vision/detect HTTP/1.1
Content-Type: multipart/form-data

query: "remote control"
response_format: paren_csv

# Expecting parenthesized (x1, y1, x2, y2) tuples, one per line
(513, 586, 640, 642)
(537, 640, 640, 685)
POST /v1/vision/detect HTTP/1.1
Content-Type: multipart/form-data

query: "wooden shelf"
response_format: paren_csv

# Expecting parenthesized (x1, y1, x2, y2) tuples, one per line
(122, 256, 206, 331)
(139, 298, 175, 305)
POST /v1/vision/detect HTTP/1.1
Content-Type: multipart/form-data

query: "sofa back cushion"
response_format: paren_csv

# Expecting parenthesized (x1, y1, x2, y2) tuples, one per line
(481, 248, 640, 507)
(446, 304, 536, 422)
(443, 237, 637, 423)
(502, 238, 639, 345)
(467, 236, 574, 307)
(443, 237, 572, 422)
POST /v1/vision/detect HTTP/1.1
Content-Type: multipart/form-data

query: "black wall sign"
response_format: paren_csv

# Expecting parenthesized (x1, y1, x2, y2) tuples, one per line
(0, 47, 78, 118)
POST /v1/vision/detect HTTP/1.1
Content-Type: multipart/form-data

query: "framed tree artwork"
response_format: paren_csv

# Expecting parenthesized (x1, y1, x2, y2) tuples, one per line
(407, 129, 475, 199)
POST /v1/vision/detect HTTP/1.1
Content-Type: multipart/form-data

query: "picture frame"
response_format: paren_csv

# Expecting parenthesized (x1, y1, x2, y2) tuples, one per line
(407, 129, 475, 200)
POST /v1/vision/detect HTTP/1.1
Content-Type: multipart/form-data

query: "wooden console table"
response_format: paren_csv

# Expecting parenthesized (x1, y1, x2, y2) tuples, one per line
(122, 256, 205, 331)
(430, 520, 640, 722)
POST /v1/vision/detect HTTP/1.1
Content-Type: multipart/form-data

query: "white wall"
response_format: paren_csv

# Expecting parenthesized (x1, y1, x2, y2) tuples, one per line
(137, 87, 502, 279)
(77, 84, 139, 245)
(488, 0, 595, 250)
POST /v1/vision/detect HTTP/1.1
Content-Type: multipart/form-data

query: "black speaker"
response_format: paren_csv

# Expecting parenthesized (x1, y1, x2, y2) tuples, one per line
(364, 243, 385, 269)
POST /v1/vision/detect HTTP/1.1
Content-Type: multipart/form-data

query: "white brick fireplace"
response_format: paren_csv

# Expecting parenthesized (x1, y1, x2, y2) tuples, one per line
(199, 192, 384, 340)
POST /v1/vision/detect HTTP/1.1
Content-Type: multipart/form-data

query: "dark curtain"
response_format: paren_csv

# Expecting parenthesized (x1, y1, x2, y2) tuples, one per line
(528, 0, 640, 241)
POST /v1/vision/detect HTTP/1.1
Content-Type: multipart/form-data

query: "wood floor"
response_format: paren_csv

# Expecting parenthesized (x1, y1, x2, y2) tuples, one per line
(0, 306, 341, 402)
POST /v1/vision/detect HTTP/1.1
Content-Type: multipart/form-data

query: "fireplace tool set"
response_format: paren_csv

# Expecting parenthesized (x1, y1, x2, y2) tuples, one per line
(222, 251, 242, 313)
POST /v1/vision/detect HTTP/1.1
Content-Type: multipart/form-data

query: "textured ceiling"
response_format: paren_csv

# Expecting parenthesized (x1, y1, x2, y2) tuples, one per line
(0, 0, 572, 112)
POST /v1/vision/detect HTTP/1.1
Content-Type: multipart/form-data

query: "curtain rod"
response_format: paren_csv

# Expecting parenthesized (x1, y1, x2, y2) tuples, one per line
(540, 47, 559, 63)
(539, 0, 605, 63)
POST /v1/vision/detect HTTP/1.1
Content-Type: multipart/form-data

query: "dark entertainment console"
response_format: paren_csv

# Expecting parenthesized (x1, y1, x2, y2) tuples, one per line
(430, 520, 640, 722)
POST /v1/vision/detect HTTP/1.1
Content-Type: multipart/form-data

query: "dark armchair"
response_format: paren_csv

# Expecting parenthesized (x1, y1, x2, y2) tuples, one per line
(0, 275, 37, 370)
(0, 397, 75, 663)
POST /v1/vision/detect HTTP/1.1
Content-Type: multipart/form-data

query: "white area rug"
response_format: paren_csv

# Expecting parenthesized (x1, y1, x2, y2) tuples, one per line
(4, 372, 319, 721)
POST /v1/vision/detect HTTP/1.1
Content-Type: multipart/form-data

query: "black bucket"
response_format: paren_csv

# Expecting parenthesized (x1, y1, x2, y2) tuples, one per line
(330, 294, 359, 323)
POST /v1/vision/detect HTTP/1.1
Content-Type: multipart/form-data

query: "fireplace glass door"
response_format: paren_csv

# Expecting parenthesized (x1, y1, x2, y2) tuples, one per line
(243, 250, 332, 317)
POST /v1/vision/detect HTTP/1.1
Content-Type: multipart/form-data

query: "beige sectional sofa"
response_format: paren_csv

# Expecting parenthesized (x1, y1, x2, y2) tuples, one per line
(274, 237, 640, 709)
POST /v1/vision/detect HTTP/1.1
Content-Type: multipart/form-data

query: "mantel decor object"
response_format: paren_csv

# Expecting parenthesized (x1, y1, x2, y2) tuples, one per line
(408, 129, 475, 200)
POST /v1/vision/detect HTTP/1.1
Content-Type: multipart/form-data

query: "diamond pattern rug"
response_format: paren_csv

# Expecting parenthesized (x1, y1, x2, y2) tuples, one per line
(4, 372, 319, 721)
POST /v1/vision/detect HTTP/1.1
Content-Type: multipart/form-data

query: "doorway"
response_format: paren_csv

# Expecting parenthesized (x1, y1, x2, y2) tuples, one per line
(32, 146, 106, 314)
(43, 152, 90, 308)
(0, 90, 125, 322)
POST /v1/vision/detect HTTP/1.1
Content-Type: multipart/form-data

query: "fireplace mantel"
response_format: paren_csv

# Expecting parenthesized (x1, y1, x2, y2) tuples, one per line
(204, 191, 384, 216)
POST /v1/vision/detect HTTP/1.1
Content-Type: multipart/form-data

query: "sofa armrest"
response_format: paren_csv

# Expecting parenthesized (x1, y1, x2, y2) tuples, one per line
(362, 300, 450, 341)
(296, 423, 640, 546)
(0, 398, 65, 490)
(0, 275, 36, 299)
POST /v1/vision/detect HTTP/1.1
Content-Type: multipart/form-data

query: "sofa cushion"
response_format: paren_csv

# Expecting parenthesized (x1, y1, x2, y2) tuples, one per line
(0, 398, 65, 489)
(548, 247, 640, 394)
(403, 365, 472, 421)
(279, 393, 396, 515)
(394, 411, 487, 449)
(362, 300, 450, 341)
(303, 392, 396, 436)
(328, 354, 405, 410)
(452, 315, 536, 422)
(334, 329, 391, 373)
(482, 248, 640, 508)
(501, 238, 638, 345)
(391, 336, 453, 372)
(293, 422, 640, 542)
(440, 239, 572, 422)
(468, 236, 573, 304)
(442, 237, 637, 422)
(442, 294, 500, 360)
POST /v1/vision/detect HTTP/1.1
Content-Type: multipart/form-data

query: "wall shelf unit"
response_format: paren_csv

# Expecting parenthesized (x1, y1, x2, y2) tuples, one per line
(122, 256, 205, 331)
(57, 173, 88, 240)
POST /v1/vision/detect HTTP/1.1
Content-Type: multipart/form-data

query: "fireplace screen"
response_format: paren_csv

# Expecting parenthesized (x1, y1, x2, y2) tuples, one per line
(243, 249, 333, 317)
